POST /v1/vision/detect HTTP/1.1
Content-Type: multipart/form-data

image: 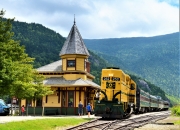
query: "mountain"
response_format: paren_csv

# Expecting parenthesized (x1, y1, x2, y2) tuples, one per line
(84, 32, 179, 97)
(11, 20, 111, 85)
(12, 21, 65, 67)
(10, 20, 176, 100)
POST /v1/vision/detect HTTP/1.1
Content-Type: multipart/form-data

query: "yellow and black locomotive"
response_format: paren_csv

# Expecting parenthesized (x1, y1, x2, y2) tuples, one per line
(94, 67, 136, 118)
(94, 67, 169, 118)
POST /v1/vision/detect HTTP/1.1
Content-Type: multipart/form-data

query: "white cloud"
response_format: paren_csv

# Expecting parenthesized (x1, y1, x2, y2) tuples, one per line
(1, 0, 179, 38)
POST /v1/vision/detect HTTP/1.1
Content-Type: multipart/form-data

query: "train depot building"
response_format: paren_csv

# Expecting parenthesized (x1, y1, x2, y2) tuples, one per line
(23, 20, 100, 115)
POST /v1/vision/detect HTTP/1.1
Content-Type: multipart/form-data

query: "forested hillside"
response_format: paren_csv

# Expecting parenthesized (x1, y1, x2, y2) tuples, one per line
(11, 20, 112, 85)
(84, 33, 179, 98)
(12, 21, 65, 67)
(11, 20, 170, 100)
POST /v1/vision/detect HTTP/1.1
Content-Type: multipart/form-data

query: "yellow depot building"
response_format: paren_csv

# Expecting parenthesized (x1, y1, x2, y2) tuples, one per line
(23, 20, 100, 115)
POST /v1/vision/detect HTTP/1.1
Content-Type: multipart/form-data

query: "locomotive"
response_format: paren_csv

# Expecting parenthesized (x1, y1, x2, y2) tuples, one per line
(94, 67, 169, 118)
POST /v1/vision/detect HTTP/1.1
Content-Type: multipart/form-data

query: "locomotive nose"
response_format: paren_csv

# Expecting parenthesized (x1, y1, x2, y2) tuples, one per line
(105, 107, 111, 113)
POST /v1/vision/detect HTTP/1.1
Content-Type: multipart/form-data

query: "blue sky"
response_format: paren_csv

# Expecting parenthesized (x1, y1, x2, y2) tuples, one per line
(1, 0, 179, 39)
(158, 0, 179, 7)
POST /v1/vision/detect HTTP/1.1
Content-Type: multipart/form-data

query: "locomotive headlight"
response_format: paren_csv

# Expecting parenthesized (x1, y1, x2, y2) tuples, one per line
(109, 74, 113, 76)
(98, 100, 100, 103)
(118, 101, 120, 104)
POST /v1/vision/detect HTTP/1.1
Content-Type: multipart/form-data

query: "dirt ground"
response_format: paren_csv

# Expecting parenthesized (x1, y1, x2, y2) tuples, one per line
(134, 116, 180, 130)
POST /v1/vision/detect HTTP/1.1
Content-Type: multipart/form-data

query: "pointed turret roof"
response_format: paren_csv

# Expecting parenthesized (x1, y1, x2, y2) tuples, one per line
(59, 20, 90, 56)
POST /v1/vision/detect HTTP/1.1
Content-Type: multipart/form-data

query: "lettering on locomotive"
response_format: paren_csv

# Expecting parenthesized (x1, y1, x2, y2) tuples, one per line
(103, 77, 110, 81)
(103, 77, 120, 81)
(111, 77, 120, 81)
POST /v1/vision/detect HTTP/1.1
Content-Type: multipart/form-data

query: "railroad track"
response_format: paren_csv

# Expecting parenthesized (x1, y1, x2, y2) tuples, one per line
(66, 111, 170, 130)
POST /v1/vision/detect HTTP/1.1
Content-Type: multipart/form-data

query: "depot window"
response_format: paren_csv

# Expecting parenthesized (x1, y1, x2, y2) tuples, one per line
(67, 60, 75, 67)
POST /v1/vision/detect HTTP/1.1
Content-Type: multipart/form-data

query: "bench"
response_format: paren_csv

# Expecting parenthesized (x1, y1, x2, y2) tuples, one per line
(45, 109, 58, 115)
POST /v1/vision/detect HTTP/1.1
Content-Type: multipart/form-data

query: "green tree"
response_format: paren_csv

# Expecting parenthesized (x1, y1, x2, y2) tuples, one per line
(0, 10, 53, 116)
(0, 10, 34, 96)
(30, 71, 53, 116)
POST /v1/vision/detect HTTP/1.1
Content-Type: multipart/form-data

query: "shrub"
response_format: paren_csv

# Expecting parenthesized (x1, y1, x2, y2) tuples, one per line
(176, 109, 180, 116)
(171, 105, 180, 116)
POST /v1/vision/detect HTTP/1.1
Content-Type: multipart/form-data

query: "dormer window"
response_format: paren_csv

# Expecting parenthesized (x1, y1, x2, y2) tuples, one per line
(67, 60, 75, 67)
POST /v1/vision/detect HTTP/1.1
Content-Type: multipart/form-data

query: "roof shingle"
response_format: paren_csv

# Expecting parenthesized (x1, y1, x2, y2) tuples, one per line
(37, 60, 62, 72)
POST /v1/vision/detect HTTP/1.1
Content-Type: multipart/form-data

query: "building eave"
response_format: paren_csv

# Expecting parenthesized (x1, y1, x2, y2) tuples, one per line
(43, 77, 100, 89)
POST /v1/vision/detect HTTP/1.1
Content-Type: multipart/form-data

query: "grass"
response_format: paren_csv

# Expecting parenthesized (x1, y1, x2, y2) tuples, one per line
(0, 118, 93, 130)
(167, 95, 180, 125)
(171, 105, 180, 116)
(174, 120, 180, 125)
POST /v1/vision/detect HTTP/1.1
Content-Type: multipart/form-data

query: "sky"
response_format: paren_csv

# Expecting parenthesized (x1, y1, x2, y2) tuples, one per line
(1, 0, 179, 39)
